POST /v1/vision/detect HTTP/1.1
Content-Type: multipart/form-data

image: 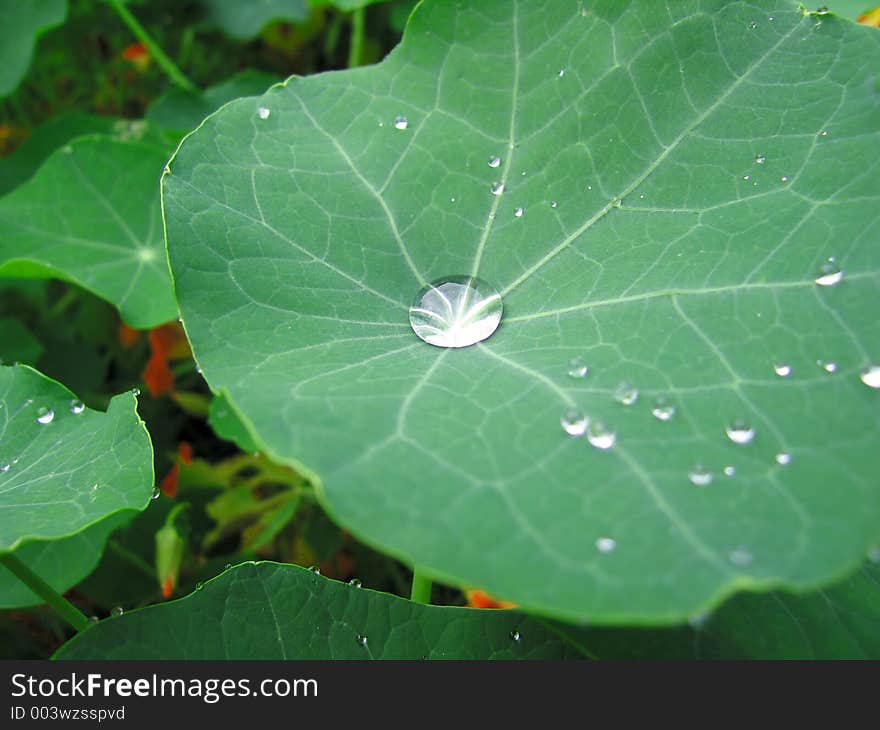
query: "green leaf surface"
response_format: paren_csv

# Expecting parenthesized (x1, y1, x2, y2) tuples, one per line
(557, 560, 880, 659)
(0, 136, 177, 329)
(54, 561, 581, 659)
(147, 71, 279, 140)
(0, 318, 43, 366)
(823, 1, 876, 20)
(0, 0, 67, 97)
(208, 393, 259, 452)
(0, 512, 130, 609)
(0, 364, 154, 553)
(164, 0, 880, 623)
(200, 0, 308, 39)
(0, 113, 119, 196)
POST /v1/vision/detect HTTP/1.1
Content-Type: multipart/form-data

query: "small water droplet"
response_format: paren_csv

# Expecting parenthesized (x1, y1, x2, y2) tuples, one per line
(88, 615, 100, 625)
(742, 174, 751, 181)
(780, 175, 789, 182)
(560, 408, 588, 437)
(859, 364, 880, 389)
(613, 381, 639, 406)
(755, 154, 766, 164)
(748, 20, 758, 29)
(409, 276, 503, 349)
(586, 184, 593, 191)
(132, 387, 141, 396)
(257, 107, 270, 120)
(111, 606, 124, 618)
(490, 181, 504, 196)
(595, 536, 616, 554)
(151, 486, 161, 500)
(36, 407, 54, 425)
(394, 115, 408, 130)
(0, 463, 10, 473)
(195, 581, 204, 591)
(509, 629, 521, 642)
(723, 465, 736, 477)
(69, 399, 85, 415)
(488, 155, 501, 168)
(650, 397, 675, 421)
(688, 464, 713, 487)
(815, 257, 843, 287)
(357, 634, 369, 647)
(88, 483, 99, 501)
(567, 357, 588, 378)
(728, 547, 753, 566)
(450, 196, 456, 203)
(816, 5, 829, 15)
(775, 452, 792, 466)
(550, 200, 558, 208)
(557, 68, 565, 77)
(349, 578, 363, 588)
(586, 421, 616, 451)
(725, 419, 755, 445)
(224, 563, 232, 570)
(817, 359, 838, 374)
(514, 207, 524, 218)
(773, 363, 792, 377)
(819, 129, 828, 137)
(308, 565, 321, 575)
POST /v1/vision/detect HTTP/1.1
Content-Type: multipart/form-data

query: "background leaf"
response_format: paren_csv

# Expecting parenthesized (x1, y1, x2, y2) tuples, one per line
(0, 136, 177, 328)
(200, 0, 308, 40)
(54, 561, 582, 659)
(163, 0, 880, 623)
(0, 0, 67, 98)
(0, 364, 153, 554)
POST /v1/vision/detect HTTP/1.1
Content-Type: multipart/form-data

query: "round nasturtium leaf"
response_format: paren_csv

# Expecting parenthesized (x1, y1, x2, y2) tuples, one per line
(164, 0, 880, 623)
(0, 0, 67, 98)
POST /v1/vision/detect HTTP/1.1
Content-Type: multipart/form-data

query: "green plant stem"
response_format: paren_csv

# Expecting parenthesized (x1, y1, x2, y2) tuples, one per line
(348, 7, 365, 68)
(106, 0, 198, 93)
(410, 567, 432, 604)
(0, 553, 88, 632)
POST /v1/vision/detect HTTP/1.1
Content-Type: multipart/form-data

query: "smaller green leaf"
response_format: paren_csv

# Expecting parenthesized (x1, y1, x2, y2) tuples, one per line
(0, 318, 43, 366)
(147, 71, 279, 139)
(0, 136, 177, 328)
(54, 562, 581, 659)
(208, 393, 259, 452)
(0, 0, 67, 97)
(200, 0, 308, 39)
(0, 364, 154, 553)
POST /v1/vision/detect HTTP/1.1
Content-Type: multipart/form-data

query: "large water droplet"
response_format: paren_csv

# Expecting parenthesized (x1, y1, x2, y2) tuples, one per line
(409, 276, 503, 349)
(859, 364, 880, 389)
(815, 257, 843, 287)
(688, 464, 713, 487)
(650, 397, 675, 421)
(257, 107, 270, 120)
(394, 115, 408, 130)
(773, 363, 792, 377)
(561, 408, 588, 437)
(69, 399, 85, 415)
(586, 421, 616, 450)
(567, 357, 588, 378)
(816, 5, 829, 15)
(613, 381, 639, 406)
(488, 155, 501, 168)
(36, 407, 54, 425)
(595, 537, 616, 554)
(490, 181, 504, 196)
(725, 419, 755, 445)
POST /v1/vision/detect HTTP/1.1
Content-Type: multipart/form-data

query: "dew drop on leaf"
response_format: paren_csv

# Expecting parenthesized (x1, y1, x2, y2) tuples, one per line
(723, 465, 736, 477)
(408, 276, 503, 349)
(514, 207, 524, 218)
(860, 364, 880, 389)
(595, 536, 616, 554)
(509, 629, 521, 642)
(111, 606, 124, 617)
(776, 452, 792, 466)
(490, 181, 504, 195)
(88, 616, 100, 625)
(780, 175, 789, 182)
(487, 155, 501, 168)
(725, 419, 755, 445)
(88, 483, 99, 501)
(357, 634, 369, 647)
(560, 408, 588, 436)
(688, 464, 713, 487)
(650, 397, 675, 421)
(36, 407, 54, 424)
(748, 20, 758, 29)
(816, 5, 829, 15)
(196, 581, 204, 590)
(257, 107, 270, 120)
(69, 399, 85, 415)
(815, 257, 843, 287)
(773, 363, 792, 377)
(0, 463, 10, 473)
(567, 357, 588, 378)
(349, 578, 362, 588)
(613, 381, 639, 406)
(557, 68, 565, 77)
(308, 565, 321, 575)
(550, 200, 558, 208)
(728, 547, 753, 566)
(817, 359, 837, 374)
(393, 115, 408, 130)
(586, 420, 616, 451)
(151, 486, 161, 500)
(755, 154, 766, 164)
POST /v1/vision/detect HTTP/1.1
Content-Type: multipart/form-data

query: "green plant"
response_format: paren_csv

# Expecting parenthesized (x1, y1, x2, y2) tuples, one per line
(0, 0, 878, 660)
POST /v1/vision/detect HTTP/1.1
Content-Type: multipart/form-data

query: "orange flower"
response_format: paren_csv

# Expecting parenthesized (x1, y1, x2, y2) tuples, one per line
(465, 589, 517, 609)
(858, 7, 880, 26)
(118, 322, 142, 348)
(120, 42, 150, 71)
(142, 322, 191, 397)
(159, 441, 194, 498)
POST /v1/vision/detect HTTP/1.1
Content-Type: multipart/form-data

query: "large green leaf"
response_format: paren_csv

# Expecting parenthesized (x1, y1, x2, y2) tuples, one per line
(164, 0, 880, 623)
(0, 0, 67, 97)
(54, 562, 581, 659)
(200, 0, 308, 39)
(0, 137, 177, 328)
(0, 364, 153, 554)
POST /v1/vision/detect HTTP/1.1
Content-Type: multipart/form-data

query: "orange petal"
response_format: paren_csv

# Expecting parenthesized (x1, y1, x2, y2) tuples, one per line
(465, 589, 517, 609)
(160, 464, 179, 498)
(161, 575, 175, 599)
(118, 322, 141, 348)
(143, 350, 174, 396)
(858, 7, 880, 26)
(178, 441, 193, 464)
